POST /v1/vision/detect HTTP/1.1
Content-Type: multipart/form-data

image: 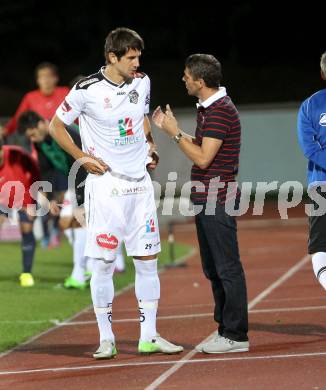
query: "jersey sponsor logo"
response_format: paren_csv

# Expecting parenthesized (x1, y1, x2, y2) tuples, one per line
(118, 117, 134, 137)
(114, 118, 141, 146)
(320, 113, 326, 126)
(96, 233, 118, 250)
(110, 188, 120, 197)
(117, 91, 126, 95)
(110, 186, 148, 197)
(128, 89, 139, 104)
(62, 99, 72, 112)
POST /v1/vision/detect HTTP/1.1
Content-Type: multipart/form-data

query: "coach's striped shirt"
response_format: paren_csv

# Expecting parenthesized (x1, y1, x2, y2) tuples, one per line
(191, 88, 241, 205)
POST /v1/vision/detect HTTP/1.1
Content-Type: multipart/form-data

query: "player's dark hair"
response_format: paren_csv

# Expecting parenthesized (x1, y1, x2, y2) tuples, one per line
(185, 54, 222, 89)
(104, 27, 144, 61)
(17, 111, 44, 135)
(34, 62, 59, 78)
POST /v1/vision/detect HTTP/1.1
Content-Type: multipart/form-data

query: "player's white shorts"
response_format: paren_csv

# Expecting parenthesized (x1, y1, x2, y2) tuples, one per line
(84, 171, 161, 260)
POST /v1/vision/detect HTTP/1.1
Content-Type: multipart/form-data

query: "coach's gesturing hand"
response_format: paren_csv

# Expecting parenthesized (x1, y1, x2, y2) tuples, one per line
(152, 104, 180, 138)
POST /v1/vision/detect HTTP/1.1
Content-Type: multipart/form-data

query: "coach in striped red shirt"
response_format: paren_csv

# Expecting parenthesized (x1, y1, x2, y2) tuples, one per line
(153, 54, 249, 354)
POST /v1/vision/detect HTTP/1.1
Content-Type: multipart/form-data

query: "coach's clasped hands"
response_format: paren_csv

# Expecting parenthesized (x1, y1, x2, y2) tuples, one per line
(152, 104, 179, 137)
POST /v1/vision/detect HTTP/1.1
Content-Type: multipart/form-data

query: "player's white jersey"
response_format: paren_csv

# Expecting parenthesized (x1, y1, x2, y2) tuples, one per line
(56, 67, 151, 178)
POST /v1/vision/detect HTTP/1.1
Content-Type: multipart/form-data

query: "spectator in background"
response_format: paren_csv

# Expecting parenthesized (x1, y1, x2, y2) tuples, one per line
(297, 51, 326, 291)
(0, 135, 40, 287)
(4, 62, 69, 246)
(4, 62, 69, 136)
(17, 110, 90, 288)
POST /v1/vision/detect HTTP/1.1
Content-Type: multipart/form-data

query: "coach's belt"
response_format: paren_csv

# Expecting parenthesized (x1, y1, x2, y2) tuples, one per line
(107, 166, 145, 182)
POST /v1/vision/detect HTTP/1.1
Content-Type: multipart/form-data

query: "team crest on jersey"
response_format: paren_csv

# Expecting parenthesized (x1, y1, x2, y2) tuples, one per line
(128, 90, 139, 104)
(320, 113, 326, 126)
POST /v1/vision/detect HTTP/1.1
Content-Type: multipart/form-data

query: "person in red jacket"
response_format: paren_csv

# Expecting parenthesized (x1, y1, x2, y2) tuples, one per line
(0, 137, 41, 287)
(4, 62, 69, 136)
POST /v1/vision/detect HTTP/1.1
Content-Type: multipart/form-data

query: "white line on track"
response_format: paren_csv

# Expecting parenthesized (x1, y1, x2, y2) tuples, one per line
(2, 304, 326, 326)
(145, 254, 311, 390)
(0, 351, 325, 377)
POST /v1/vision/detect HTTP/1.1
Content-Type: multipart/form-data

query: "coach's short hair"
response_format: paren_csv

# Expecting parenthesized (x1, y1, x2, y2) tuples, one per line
(320, 52, 326, 76)
(17, 111, 44, 134)
(104, 27, 144, 61)
(185, 54, 222, 89)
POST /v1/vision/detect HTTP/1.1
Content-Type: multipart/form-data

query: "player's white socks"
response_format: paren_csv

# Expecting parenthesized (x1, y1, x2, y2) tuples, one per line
(86, 257, 94, 274)
(133, 258, 160, 342)
(64, 228, 73, 245)
(71, 227, 87, 283)
(312, 252, 326, 290)
(91, 258, 115, 342)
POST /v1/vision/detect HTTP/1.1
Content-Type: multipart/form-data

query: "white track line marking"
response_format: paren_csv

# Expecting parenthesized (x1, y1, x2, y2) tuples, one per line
(2, 304, 326, 326)
(263, 295, 326, 303)
(0, 351, 325, 377)
(145, 254, 311, 390)
(173, 218, 306, 232)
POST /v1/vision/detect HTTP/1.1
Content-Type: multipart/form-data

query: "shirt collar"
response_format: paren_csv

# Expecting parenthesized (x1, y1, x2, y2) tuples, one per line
(100, 66, 126, 88)
(196, 87, 227, 109)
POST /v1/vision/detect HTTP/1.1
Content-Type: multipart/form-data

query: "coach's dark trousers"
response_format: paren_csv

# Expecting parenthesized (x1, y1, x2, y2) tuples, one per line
(195, 202, 248, 342)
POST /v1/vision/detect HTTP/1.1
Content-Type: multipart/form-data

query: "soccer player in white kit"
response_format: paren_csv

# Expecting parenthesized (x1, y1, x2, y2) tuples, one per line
(49, 27, 183, 358)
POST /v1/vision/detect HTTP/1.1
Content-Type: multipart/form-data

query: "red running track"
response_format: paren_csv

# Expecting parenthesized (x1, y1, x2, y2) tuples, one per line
(0, 217, 325, 390)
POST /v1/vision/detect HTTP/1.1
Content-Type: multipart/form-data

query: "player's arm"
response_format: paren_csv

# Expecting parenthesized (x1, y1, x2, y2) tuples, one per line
(144, 115, 159, 169)
(153, 105, 222, 169)
(4, 94, 30, 136)
(49, 115, 108, 175)
(297, 101, 326, 170)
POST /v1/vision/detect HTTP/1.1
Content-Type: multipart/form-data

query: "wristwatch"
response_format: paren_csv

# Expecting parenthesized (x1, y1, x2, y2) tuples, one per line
(172, 132, 183, 143)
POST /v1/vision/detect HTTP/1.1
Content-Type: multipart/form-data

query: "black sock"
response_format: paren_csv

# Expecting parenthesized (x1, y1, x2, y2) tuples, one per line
(22, 232, 36, 273)
(41, 214, 49, 239)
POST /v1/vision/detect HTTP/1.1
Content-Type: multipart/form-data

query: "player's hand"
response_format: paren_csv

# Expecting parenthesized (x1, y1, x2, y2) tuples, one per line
(78, 154, 109, 175)
(49, 200, 60, 216)
(147, 144, 159, 170)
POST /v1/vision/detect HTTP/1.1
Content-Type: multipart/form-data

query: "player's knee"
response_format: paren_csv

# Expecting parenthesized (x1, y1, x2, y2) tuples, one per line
(93, 258, 116, 274)
(133, 258, 160, 300)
